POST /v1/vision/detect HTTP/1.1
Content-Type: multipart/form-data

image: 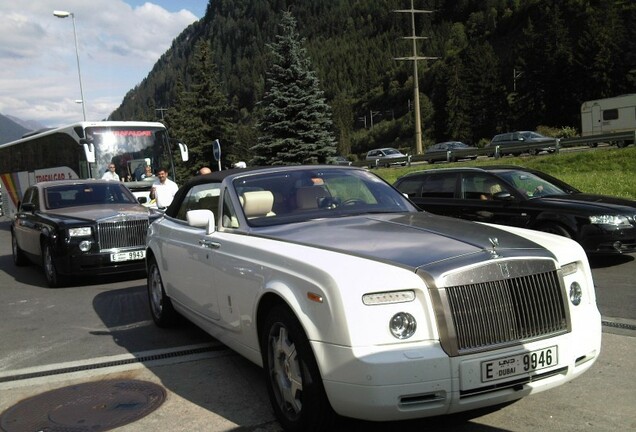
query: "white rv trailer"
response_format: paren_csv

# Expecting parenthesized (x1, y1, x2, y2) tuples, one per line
(581, 94, 636, 136)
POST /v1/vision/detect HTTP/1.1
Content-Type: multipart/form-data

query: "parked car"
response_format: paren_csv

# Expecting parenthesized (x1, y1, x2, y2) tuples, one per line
(424, 141, 478, 163)
(486, 131, 557, 157)
(365, 147, 408, 168)
(11, 180, 158, 287)
(146, 165, 600, 431)
(327, 155, 352, 166)
(394, 165, 636, 255)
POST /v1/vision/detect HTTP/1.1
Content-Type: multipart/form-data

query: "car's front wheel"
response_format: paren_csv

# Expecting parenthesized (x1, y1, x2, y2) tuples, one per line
(12, 231, 28, 266)
(42, 242, 66, 288)
(261, 305, 335, 432)
(147, 257, 178, 327)
(538, 222, 572, 239)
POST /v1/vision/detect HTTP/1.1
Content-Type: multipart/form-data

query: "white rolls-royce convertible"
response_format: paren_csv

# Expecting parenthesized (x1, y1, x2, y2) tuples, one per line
(145, 165, 601, 431)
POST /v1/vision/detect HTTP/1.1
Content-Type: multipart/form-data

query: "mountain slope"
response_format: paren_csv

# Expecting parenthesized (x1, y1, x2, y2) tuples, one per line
(0, 114, 31, 144)
(108, 0, 635, 158)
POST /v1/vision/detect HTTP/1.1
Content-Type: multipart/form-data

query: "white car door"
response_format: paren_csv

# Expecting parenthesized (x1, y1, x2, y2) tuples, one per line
(159, 185, 222, 321)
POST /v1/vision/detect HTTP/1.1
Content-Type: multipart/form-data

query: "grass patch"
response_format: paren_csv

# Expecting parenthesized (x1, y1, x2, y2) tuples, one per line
(375, 146, 636, 200)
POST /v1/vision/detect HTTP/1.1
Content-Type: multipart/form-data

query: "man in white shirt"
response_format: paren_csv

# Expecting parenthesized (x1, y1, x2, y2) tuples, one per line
(150, 167, 178, 209)
(101, 164, 120, 181)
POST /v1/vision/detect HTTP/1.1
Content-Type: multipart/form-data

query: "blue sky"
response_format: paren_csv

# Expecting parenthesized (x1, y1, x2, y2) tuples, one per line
(131, 0, 208, 20)
(0, 0, 209, 127)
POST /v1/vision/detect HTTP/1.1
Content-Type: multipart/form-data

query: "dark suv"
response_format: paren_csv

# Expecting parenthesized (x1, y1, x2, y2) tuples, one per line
(394, 166, 636, 255)
(486, 131, 557, 157)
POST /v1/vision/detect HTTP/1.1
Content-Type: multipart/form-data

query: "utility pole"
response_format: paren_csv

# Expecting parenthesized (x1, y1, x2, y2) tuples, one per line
(155, 108, 168, 120)
(394, 0, 437, 155)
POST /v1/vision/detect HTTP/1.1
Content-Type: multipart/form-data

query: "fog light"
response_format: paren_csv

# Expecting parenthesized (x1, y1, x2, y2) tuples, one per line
(79, 240, 92, 252)
(389, 312, 417, 339)
(569, 282, 582, 306)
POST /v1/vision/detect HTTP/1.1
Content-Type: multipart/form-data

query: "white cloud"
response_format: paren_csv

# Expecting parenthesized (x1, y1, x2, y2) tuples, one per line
(0, 0, 198, 127)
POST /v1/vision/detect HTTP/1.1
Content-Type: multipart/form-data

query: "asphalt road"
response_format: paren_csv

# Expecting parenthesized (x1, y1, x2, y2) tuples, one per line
(0, 218, 634, 431)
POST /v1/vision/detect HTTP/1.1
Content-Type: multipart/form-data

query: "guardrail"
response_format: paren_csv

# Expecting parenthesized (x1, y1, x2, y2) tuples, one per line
(559, 130, 636, 148)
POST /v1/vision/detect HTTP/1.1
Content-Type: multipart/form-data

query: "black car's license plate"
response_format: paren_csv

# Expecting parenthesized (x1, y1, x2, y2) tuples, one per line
(110, 250, 146, 262)
(481, 346, 558, 382)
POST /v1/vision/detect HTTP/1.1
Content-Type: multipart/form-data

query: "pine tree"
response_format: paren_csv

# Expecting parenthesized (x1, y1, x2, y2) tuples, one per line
(166, 41, 233, 179)
(251, 11, 337, 166)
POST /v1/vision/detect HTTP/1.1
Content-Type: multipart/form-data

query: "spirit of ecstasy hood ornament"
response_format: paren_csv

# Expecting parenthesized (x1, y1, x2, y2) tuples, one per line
(489, 237, 500, 258)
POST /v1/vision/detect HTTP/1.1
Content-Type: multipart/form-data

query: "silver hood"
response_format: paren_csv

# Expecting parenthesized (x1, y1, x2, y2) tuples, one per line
(256, 212, 553, 271)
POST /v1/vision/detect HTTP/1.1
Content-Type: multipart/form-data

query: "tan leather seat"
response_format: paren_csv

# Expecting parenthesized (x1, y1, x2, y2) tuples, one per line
(242, 191, 275, 218)
(295, 186, 329, 210)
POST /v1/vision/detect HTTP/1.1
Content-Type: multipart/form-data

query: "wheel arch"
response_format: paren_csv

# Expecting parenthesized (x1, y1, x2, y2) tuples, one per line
(531, 213, 578, 239)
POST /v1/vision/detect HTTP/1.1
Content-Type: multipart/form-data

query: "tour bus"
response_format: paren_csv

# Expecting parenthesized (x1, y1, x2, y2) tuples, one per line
(0, 121, 188, 218)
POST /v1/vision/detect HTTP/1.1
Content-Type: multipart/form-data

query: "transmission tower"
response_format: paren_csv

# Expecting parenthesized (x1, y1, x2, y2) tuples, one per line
(394, 0, 438, 154)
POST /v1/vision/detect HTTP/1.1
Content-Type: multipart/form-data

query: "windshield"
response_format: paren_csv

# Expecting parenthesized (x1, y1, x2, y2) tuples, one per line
(86, 126, 171, 182)
(384, 148, 402, 155)
(46, 183, 137, 209)
(232, 168, 416, 227)
(521, 132, 545, 139)
(497, 170, 568, 198)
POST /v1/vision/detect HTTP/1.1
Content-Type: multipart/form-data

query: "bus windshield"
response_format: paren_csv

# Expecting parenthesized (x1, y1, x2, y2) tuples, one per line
(86, 126, 171, 182)
(0, 121, 188, 218)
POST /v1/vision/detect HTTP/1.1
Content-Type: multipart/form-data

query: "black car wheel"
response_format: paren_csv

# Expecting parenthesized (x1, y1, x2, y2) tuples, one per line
(11, 231, 28, 266)
(42, 242, 66, 288)
(538, 222, 572, 239)
(261, 305, 335, 432)
(147, 257, 178, 327)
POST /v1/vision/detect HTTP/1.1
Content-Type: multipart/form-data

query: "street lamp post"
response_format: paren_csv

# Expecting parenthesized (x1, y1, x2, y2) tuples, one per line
(53, 10, 87, 121)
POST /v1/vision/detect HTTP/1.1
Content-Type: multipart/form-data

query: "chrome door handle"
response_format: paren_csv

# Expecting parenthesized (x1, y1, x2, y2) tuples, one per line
(199, 239, 220, 249)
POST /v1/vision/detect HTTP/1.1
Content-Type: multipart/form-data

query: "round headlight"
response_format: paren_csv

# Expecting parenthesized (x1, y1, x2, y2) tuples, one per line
(569, 282, 582, 306)
(79, 240, 92, 252)
(389, 312, 417, 339)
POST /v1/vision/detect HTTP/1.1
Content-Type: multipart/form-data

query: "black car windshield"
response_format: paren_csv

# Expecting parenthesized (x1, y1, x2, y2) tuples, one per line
(46, 183, 137, 209)
(520, 132, 545, 139)
(232, 168, 416, 226)
(496, 170, 568, 198)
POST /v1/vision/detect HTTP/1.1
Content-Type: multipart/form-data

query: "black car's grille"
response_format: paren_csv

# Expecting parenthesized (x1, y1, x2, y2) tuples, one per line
(445, 269, 568, 353)
(97, 219, 148, 251)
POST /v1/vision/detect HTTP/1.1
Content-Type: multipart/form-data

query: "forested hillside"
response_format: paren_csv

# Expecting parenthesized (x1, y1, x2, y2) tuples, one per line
(109, 0, 635, 163)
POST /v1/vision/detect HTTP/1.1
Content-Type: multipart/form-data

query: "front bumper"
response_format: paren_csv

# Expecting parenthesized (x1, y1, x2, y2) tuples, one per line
(580, 224, 636, 254)
(52, 249, 146, 276)
(313, 308, 601, 422)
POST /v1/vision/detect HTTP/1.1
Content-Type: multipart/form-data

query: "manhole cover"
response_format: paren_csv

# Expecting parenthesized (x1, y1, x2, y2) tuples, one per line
(0, 379, 166, 432)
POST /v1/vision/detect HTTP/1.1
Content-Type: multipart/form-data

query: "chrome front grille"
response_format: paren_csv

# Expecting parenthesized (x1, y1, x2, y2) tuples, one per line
(97, 218, 148, 251)
(446, 270, 568, 353)
(425, 259, 571, 356)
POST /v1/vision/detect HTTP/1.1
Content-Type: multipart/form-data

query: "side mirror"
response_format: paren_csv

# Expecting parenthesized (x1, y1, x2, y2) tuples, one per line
(492, 191, 514, 201)
(137, 197, 148, 204)
(186, 209, 216, 235)
(178, 142, 189, 162)
(21, 202, 36, 212)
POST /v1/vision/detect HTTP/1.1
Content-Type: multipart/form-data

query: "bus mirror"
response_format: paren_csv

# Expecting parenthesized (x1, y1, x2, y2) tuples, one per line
(83, 143, 96, 163)
(178, 142, 189, 162)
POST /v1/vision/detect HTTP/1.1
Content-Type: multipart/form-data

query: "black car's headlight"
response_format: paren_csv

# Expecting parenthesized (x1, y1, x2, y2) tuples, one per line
(68, 227, 93, 237)
(588, 215, 631, 228)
